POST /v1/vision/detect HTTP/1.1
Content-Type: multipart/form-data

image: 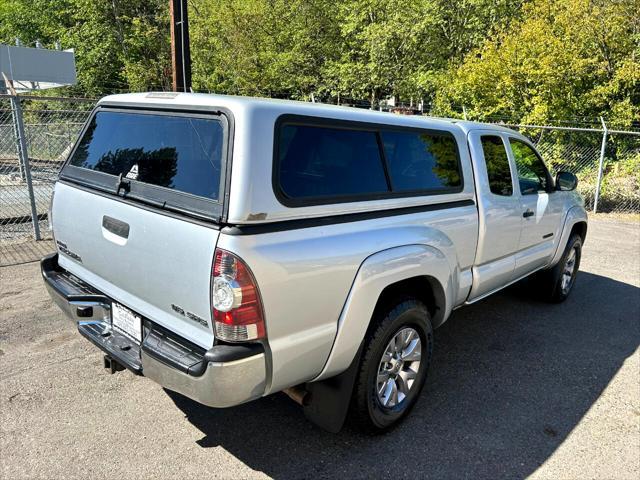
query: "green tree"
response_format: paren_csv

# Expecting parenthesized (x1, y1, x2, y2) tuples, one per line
(432, 0, 640, 127)
(2, 0, 636, 129)
(321, 0, 428, 104)
(0, 0, 171, 95)
(189, 0, 340, 98)
(188, 0, 522, 105)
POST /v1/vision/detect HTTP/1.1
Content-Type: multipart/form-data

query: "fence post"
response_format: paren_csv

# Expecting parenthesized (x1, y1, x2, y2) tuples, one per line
(10, 95, 41, 240)
(593, 116, 608, 214)
(10, 100, 26, 182)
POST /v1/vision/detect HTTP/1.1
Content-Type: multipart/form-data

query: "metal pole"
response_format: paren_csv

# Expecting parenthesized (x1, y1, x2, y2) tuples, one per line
(10, 95, 41, 240)
(593, 116, 608, 214)
(10, 96, 26, 181)
(3, 71, 25, 181)
(170, 0, 191, 92)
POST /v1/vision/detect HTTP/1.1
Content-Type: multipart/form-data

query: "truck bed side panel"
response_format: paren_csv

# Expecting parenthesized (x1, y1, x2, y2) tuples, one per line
(218, 203, 478, 393)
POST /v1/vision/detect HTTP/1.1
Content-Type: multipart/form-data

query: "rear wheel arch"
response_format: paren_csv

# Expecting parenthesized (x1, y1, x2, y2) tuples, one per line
(314, 244, 454, 382)
(372, 275, 446, 330)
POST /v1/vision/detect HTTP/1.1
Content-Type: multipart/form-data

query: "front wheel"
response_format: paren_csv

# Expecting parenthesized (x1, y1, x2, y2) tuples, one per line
(349, 298, 433, 434)
(544, 234, 582, 302)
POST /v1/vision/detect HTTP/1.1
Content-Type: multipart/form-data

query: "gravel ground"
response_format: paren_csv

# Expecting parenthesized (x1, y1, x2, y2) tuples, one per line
(1, 219, 638, 479)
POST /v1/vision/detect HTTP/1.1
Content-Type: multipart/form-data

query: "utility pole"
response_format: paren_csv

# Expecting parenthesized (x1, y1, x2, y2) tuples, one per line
(169, 0, 191, 92)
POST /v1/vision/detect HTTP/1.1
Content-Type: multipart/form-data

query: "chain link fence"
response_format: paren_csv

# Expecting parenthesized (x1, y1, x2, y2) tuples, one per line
(1, 94, 639, 266)
(0, 94, 94, 266)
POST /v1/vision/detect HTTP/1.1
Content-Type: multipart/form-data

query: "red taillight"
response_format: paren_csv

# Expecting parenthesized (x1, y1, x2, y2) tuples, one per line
(211, 249, 265, 342)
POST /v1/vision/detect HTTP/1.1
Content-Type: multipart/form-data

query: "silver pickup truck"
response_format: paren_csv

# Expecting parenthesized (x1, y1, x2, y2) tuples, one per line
(42, 92, 587, 433)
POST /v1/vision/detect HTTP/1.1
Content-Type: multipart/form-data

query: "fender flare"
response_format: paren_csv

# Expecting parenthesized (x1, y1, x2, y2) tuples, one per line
(313, 244, 454, 382)
(549, 205, 588, 267)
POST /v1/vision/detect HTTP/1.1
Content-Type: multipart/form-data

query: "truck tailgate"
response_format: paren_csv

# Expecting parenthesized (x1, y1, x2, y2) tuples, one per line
(53, 182, 218, 349)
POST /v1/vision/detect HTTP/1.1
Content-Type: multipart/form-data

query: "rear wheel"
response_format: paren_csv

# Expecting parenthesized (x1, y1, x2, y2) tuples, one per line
(349, 298, 433, 434)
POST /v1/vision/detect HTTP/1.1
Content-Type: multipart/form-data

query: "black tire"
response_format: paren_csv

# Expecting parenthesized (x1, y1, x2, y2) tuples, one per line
(542, 234, 582, 303)
(349, 298, 433, 434)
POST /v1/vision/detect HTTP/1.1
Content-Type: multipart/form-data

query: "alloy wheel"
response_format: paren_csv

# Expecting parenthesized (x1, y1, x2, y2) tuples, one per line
(376, 327, 422, 408)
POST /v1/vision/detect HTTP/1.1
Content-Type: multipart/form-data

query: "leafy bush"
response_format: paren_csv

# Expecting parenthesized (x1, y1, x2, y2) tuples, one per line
(576, 152, 640, 212)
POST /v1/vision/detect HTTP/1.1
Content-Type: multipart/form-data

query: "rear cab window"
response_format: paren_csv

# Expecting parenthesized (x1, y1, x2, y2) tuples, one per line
(61, 108, 228, 220)
(480, 136, 513, 196)
(274, 115, 463, 206)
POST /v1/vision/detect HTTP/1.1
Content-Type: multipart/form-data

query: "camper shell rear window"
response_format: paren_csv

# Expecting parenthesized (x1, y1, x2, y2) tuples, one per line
(61, 107, 229, 220)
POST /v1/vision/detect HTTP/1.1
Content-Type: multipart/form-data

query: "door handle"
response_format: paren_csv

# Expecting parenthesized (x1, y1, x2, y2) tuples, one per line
(102, 216, 130, 238)
(523, 209, 534, 218)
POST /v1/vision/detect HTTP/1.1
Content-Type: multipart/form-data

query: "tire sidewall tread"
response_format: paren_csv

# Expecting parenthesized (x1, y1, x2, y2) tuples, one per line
(549, 234, 582, 302)
(349, 297, 433, 434)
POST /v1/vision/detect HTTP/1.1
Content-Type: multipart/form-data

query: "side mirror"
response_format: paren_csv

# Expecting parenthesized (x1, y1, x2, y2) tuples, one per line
(556, 171, 578, 191)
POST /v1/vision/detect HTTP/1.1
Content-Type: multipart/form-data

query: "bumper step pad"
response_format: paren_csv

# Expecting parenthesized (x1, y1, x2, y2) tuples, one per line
(78, 321, 142, 374)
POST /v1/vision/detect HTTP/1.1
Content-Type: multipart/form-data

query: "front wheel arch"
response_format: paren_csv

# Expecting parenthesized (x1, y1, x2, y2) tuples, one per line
(570, 221, 587, 244)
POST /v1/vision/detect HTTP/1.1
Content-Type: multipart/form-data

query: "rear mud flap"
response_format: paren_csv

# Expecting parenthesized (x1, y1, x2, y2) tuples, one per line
(303, 341, 364, 433)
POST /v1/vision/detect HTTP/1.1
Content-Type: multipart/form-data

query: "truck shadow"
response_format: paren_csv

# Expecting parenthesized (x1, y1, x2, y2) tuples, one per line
(167, 271, 639, 479)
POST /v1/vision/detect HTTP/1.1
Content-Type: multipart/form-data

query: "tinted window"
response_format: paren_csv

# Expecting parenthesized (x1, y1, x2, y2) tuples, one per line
(381, 130, 461, 192)
(69, 111, 224, 200)
(277, 124, 388, 200)
(509, 139, 549, 194)
(481, 136, 513, 196)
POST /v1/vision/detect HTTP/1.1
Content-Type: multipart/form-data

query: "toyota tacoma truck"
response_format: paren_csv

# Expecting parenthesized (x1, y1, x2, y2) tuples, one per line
(42, 92, 587, 433)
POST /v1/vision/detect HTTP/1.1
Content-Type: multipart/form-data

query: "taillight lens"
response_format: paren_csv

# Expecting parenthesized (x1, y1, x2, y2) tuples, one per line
(211, 249, 265, 342)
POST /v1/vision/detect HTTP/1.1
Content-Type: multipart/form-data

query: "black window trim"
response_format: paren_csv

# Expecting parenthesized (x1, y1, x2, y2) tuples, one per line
(508, 137, 555, 196)
(272, 114, 465, 208)
(480, 134, 514, 197)
(59, 105, 234, 222)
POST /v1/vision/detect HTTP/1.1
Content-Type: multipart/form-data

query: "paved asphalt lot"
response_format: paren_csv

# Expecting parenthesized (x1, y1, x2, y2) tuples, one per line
(1, 218, 639, 479)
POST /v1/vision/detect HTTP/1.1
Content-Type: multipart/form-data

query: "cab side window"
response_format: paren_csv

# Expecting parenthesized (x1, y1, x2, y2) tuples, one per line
(481, 136, 513, 196)
(509, 139, 550, 194)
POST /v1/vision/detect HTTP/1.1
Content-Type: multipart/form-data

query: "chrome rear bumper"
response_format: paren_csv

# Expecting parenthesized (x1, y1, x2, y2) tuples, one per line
(41, 253, 267, 408)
